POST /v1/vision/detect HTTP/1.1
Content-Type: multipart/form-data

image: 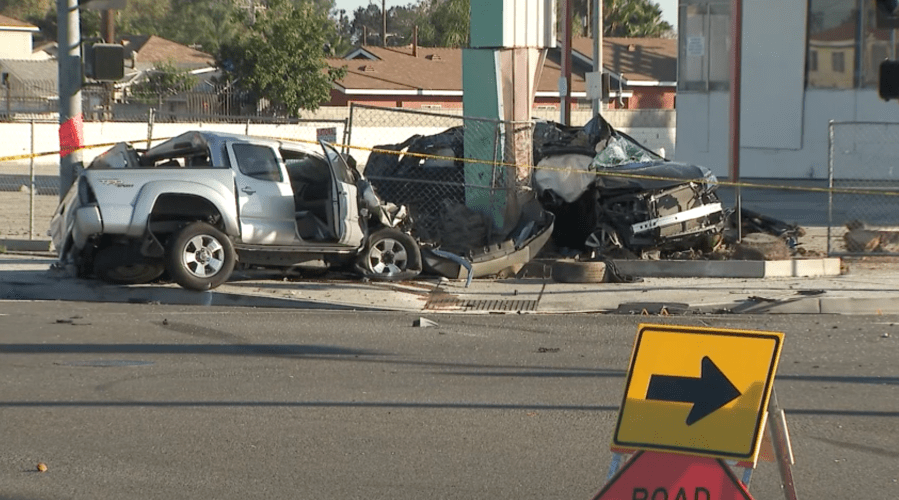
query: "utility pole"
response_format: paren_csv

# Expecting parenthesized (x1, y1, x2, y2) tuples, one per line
(560, 0, 573, 125)
(102, 9, 115, 120)
(382, 0, 387, 47)
(57, 0, 83, 201)
(593, 0, 603, 116)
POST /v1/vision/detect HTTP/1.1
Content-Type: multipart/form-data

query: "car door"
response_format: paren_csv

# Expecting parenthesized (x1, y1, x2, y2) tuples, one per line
(227, 142, 296, 245)
(320, 141, 365, 247)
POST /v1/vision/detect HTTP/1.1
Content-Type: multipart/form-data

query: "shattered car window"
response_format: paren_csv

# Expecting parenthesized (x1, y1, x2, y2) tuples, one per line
(592, 135, 657, 168)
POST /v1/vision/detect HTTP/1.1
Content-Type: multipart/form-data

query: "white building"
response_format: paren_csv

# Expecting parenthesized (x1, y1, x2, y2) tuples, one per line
(676, 0, 899, 179)
(0, 14, 40, 60)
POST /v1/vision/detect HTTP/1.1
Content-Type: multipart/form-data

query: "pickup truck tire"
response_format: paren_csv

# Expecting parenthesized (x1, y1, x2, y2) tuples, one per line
(166, 222, 236, 291)
(358, 228, 421, 280)
(93, 245, 165, 285)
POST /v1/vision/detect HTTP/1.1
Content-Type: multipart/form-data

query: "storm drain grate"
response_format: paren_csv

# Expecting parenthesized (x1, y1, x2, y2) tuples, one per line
(425, 296, 538, 312)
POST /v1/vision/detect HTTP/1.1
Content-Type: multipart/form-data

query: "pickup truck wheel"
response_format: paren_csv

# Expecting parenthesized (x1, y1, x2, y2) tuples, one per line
(166, 222, 235, 291)
(358, 228, 421, 280)
(94, 245, 164, 285)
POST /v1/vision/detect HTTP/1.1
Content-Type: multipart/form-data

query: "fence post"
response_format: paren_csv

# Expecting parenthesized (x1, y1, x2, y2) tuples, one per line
(346, 104, 356, 156)
(827, 120, 834, 256)
(29, 119, 35, 240)
(146, 108, 155, 149)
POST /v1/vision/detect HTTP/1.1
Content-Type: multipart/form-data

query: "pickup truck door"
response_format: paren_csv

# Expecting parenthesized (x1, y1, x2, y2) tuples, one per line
(227, 142, 296, 245)
(321, 142, 365, 247)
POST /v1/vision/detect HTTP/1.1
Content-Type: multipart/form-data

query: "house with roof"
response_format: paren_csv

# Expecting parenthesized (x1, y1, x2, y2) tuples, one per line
(80, 35, 219, 119)
(571, 36, 677, 109)
(1, 15, 58, 117)
(326, 36, 677, 112)
(0, 14, 40, 60)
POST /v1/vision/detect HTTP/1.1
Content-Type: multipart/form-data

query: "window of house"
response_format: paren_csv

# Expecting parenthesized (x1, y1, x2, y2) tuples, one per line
(832, 52, 846, 73)
(861, 0, 899, 87)
(807, 0, 858, 89)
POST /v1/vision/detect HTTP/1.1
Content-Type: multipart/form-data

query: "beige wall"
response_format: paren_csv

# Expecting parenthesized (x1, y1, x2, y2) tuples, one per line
(0, 31, 34, 59)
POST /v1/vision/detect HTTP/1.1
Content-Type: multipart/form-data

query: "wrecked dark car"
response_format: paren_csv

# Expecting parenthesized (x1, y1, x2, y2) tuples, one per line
(364, 127, 554, 280)
(532, 116, 726, 258)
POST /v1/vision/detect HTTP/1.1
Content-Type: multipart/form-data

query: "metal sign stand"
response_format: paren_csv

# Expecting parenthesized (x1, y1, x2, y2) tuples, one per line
(604, 386, 799, 499)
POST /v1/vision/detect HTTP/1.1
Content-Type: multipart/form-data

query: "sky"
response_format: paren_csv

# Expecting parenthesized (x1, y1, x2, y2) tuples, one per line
(332, 0, 679, 30)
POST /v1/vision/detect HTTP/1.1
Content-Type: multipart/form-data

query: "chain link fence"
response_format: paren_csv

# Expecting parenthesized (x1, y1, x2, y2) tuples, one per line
(2, 81, 315, 123)
(348, 104, 535, 252)
(828, 121, 899, 256)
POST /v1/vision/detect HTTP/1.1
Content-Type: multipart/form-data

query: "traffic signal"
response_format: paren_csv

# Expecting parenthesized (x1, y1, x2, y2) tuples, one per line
(876, 0, 899, 29)
(880, 60, 899, 101)
(85, 43, 124, 81)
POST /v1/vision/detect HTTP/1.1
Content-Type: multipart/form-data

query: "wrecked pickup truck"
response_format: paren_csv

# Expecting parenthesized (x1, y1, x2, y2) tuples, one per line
(50, 131, 421, 291)
(532, 116, 726, 258)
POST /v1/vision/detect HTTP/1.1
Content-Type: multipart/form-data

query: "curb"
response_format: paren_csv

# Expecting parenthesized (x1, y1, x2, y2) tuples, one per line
(0, 239, 52, 252)
(610, 258, 841, 278)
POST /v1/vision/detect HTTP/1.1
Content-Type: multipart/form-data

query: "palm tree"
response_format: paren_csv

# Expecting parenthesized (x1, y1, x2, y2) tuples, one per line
(603, 0, 672, 37)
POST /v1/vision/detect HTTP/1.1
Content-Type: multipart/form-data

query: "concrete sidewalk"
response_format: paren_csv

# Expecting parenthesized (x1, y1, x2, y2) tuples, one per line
(1, 252, 898, 315)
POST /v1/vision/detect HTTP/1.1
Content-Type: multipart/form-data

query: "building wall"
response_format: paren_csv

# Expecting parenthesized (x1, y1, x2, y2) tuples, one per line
(0, 31, 32, 59)
(675, 0, 822, 179)
(676, 88, 899, 179)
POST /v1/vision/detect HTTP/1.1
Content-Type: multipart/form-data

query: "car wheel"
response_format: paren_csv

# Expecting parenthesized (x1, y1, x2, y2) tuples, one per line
(358, 228, 421, 279)
(165, 222, 236, 291)
(93, 245, 164, 284)
(585, 224, 622, 256)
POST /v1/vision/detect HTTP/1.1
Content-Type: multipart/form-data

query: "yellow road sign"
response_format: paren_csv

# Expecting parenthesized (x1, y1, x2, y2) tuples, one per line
(613, 323, 784, 461)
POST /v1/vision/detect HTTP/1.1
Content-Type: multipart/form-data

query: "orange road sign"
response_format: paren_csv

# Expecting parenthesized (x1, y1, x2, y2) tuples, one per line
(591, 450, 755, 500)
(613, 324, 784, 461)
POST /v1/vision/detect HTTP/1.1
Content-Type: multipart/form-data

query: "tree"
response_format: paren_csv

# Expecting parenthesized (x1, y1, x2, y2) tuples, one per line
(156, 0, 246, 54)
(416, 0, 469, 48)
(130, 60, 199, 109)
(602, 0, 672, 37)
(216, 0, 347, 115)
(350, 3, 384, 46)
(557, 0, 673, 38)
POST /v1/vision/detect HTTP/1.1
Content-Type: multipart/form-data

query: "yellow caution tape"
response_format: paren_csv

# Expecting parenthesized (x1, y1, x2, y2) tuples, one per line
(2, 133, 897, 198)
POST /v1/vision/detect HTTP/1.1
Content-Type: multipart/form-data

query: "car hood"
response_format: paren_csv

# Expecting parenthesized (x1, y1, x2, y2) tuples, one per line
(534, 156, 718, 204)
(593, 160, 718, 192)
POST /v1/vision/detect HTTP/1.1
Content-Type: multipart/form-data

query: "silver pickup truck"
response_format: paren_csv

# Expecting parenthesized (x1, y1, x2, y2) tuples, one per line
(50, 130, 421, 290)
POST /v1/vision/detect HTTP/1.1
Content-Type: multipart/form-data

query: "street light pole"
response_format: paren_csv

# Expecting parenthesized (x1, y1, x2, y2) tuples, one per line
(57, 0, 83, 201)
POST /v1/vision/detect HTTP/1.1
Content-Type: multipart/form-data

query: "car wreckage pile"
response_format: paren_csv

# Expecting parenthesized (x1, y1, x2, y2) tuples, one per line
(365, 114, 804, 281)
(52, 115, 806, 291)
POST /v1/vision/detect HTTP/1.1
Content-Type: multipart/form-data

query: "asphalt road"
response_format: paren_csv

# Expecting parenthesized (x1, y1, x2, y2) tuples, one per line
(0, 302, 897, 500)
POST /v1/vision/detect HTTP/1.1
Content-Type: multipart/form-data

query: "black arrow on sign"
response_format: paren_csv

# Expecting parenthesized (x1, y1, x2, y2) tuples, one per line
(646, 356, 742, 426)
